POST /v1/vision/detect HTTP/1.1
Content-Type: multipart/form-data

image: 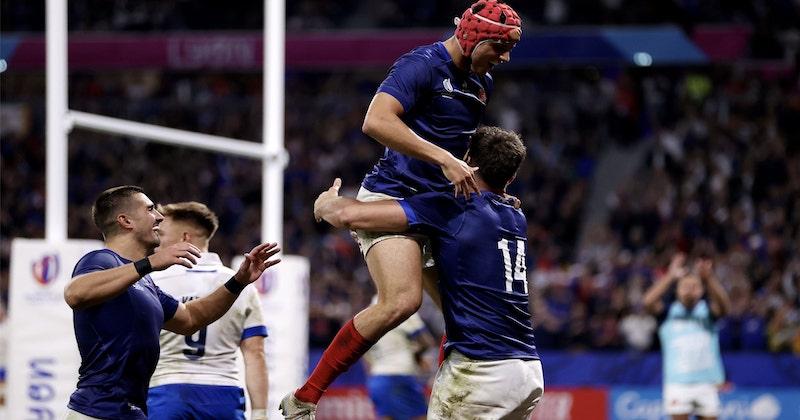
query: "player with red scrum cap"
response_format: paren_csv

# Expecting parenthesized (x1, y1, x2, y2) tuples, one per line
(281, 2, 523, 418)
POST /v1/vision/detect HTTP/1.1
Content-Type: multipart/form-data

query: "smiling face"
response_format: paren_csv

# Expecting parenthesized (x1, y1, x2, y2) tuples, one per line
(469, 31, 520, 75)
(124, 192, 164, 251)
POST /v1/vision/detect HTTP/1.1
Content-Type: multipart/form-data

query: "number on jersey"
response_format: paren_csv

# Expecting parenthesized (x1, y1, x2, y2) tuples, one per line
(183, 326, 207, 360)
(497, 238, 528, 293)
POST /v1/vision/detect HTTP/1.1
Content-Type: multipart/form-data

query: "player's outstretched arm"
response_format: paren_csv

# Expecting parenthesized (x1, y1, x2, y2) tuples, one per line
(363, 93, 480, 198)
(643, 253, 685, 314)
(314, 178, 409, 231)
(64, 243, 201, 310)
(164, 242, 280, 335)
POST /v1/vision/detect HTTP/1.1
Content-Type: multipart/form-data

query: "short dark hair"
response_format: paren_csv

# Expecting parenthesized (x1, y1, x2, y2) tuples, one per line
(158, 202, 219, 240)
(467, 126, 526, 190)
(92, 185, 145, 238)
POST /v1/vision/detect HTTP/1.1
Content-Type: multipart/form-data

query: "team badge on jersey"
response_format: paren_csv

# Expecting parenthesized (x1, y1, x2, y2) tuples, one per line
(443, 78, 454, 93)
(477, 88, 487, 103)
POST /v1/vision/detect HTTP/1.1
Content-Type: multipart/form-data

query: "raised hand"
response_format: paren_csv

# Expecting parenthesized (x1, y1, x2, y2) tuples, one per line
(314, 178, 342, 222)
(695, 258, 714, 282)
(149, 242, 202, 270)
(666, 253, 687, 281)
(233, 242, 281, 284)
(441, 154, 480, 199)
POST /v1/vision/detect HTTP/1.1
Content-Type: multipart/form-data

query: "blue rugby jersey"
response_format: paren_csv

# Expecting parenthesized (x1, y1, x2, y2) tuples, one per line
(398, 192, 539, 361)
(362, 42, 493, 197)
(68, 249, 179, 419)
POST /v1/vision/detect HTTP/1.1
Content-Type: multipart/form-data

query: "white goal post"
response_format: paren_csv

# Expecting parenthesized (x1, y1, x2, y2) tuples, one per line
(45, 0, 287, 245)
(33, 1, 306, 419)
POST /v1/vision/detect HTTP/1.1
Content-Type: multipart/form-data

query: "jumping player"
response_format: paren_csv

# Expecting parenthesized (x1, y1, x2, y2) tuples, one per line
(281, 2, 523, 417)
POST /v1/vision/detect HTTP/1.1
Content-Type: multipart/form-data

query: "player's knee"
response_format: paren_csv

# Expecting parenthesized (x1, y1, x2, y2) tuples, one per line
(390, 293, 422, 322)
(373, 289, 422, 327)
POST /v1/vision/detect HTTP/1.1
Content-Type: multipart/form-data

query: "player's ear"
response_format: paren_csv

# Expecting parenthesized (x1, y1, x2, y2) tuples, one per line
(117, 214, 134, 230)
(181, 231, 191, 243)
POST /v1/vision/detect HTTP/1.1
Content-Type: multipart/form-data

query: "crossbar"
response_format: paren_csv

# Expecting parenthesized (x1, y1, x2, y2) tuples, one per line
(68, 110, 286, 162)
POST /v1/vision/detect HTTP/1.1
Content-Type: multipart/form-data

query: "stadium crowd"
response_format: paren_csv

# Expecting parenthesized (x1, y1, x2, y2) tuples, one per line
(3, 64, 798, 354)
(2, 0, 799, 357)
(4, 0, 799, 38)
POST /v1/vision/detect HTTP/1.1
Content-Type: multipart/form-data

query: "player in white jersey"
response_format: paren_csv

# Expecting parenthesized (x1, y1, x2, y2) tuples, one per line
(363, 296, 434, 420)
(644, 253, 731, 420)
(147, 202, 269, 420)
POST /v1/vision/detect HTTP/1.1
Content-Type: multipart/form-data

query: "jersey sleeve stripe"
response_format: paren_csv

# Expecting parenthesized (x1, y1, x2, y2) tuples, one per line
(241, 325, 268, 340)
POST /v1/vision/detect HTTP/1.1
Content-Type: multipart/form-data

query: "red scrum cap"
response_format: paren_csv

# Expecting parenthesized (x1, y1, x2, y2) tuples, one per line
(454, 0, 522, 57)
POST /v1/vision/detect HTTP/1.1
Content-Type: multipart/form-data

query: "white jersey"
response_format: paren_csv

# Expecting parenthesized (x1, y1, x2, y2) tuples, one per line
(364, 312, 426, 376)
(149, 252, 267, 388)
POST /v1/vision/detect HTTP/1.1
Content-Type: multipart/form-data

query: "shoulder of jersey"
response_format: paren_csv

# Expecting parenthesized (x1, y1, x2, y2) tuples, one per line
(405, 43, 449, 67)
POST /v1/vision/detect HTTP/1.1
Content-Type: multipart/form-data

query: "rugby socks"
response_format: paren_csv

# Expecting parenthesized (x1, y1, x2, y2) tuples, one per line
(295, 318, 373, 404)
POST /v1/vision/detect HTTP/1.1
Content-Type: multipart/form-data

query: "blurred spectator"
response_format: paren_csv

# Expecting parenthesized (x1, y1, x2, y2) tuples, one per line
(4, 0, 799, 36)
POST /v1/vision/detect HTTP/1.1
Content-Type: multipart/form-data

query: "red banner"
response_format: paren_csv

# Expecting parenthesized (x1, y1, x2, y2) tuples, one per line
(532, 387, 608, 420)
(316, 387, 375, 420)
(5, 31, 445, 71)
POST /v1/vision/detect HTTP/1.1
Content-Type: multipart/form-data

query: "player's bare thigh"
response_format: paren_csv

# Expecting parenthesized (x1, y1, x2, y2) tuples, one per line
(353, 237, 424, 340)
(351, 187, 430, 339)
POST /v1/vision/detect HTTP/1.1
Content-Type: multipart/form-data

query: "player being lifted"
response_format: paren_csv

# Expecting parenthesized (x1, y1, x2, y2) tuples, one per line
(281, 1, 522, 417)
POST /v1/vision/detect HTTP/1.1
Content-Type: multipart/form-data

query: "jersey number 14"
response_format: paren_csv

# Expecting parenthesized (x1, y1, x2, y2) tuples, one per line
(497, 238, 528, 293)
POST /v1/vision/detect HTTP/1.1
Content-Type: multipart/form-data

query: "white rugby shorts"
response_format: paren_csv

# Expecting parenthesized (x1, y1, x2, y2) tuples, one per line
(428, 349, 544, 420)
(352, 187, 434, 268)
(663, 383, 721, 417)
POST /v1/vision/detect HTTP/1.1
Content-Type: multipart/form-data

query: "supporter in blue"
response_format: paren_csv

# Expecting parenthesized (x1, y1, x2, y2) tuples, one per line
(313, 127, 544, 419)
(63, 185, 281, 420)
(282, 1, 524, 417)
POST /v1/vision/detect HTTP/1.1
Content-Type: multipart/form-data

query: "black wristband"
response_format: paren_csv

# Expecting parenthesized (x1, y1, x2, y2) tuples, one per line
(134, 257, 153, 277)
(224, 277, 246, 295)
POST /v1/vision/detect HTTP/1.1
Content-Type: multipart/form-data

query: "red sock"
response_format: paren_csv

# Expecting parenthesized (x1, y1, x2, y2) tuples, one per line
(295, 319, 373, 404)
